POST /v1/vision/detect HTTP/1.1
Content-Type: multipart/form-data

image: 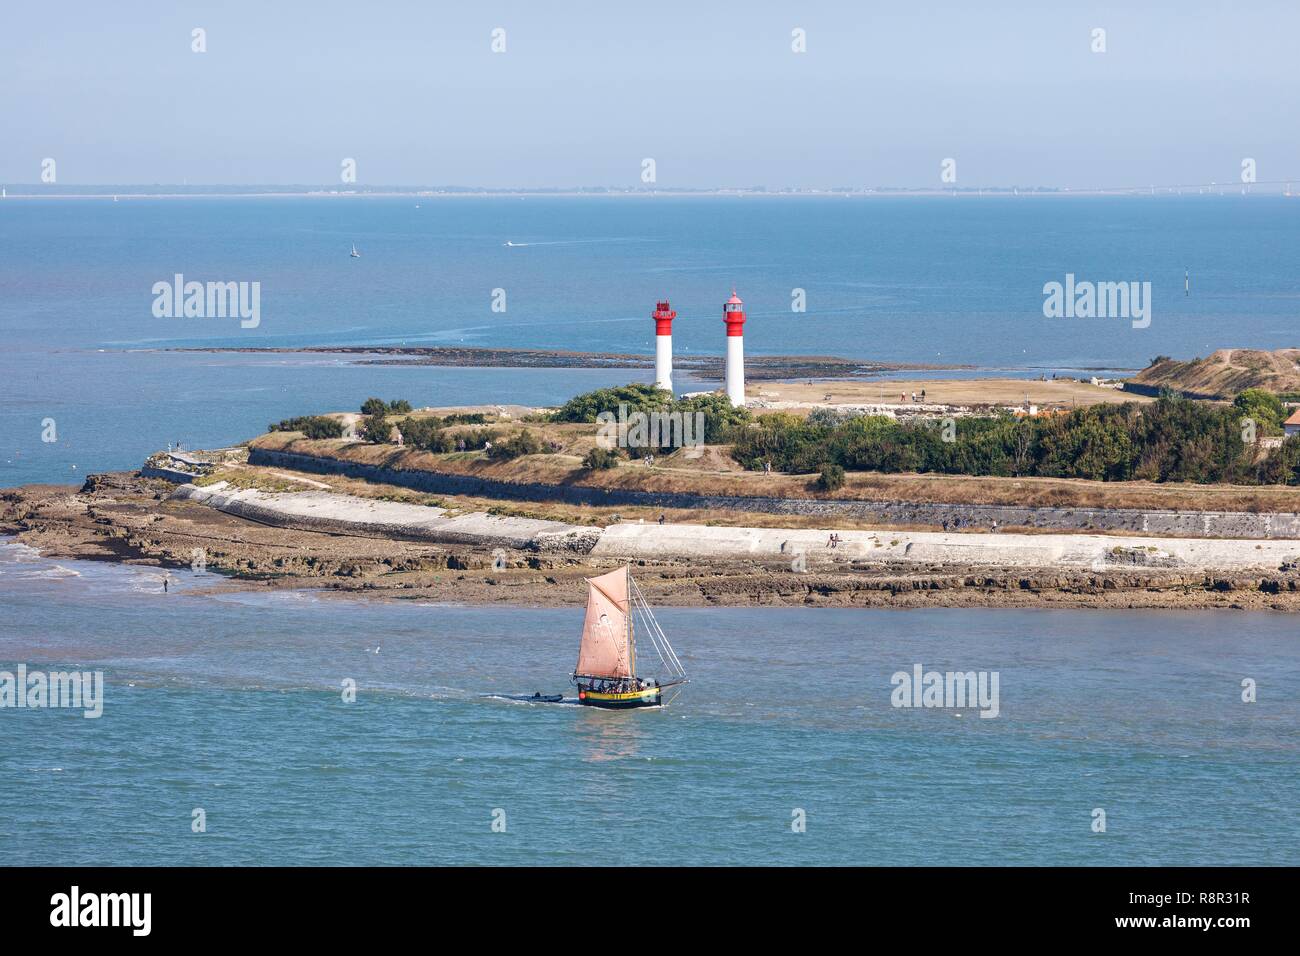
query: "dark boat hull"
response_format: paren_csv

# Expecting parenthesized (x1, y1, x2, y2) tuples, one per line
(577, 685, 662, 709)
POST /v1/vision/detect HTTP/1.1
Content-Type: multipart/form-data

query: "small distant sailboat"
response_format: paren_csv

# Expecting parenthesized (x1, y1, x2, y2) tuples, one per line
(573, 566, 687, 709)
(350, 243, 361, 258)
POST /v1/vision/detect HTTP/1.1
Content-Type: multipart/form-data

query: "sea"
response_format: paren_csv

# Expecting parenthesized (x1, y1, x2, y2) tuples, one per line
(1, 542, 1296, 866)
(3, 194, 1299, 486)
(1, 196, 1298, 865)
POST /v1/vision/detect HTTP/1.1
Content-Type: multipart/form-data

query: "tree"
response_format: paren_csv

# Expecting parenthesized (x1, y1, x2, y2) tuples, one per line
(359, 412, 389, 443)
(1233, 388, 1285, 435)
(1258, 435, 1300, 484)
(670, 392, 752, 443)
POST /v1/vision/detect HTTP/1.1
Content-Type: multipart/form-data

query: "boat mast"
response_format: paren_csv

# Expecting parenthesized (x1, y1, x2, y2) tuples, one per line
(626, 565, 637, 678)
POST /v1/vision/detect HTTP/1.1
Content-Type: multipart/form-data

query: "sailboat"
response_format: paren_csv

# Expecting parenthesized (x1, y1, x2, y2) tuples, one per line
(350, 243, 361, 258)
(573, 566, 687, 709)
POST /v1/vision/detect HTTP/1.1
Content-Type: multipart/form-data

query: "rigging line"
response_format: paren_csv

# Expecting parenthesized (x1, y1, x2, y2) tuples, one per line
(632, 597, 670, 671)
(629, 579, 666, 668)
(631, 576, 686, 676)
(648, 599, 687, 677)
(631, 595, 667, 675)
(653, 622, 685, 677)
(637, 582, 685, 677)
(642, 608, 676, 676)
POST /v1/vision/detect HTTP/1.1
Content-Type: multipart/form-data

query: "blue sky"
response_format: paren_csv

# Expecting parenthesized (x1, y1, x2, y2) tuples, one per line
(2, 1, 1297, 188)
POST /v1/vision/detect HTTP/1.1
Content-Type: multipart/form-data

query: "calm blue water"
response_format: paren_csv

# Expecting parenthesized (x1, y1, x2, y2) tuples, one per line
(3, 195, 1298, 485)
(1, 542, 1295, 866)
(5, 196, 1298, 357)
(2, 198, 1297, 865)
(0, 351, 670, 487)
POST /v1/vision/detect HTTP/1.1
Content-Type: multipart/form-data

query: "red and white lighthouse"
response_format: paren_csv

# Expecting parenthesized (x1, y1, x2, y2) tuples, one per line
(723, 289, 746, 406)
(652, 300, 676, 392)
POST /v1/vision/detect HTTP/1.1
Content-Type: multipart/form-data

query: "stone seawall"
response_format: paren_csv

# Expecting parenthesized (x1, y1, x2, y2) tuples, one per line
(593, 523, 1300, 570)
(248, 447, 1300, 539)
(172, 482, 599, 553)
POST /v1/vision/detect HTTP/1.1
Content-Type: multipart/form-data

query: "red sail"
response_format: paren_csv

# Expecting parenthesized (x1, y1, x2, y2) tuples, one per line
(575, 568, 632, 679)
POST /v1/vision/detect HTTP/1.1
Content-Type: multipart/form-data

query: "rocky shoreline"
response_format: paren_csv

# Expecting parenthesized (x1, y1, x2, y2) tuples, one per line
(6, 472, 1300, 611)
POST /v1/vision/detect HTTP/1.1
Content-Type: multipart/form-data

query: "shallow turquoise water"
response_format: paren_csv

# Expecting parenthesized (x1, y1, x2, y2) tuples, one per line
(1, 542, 1295, 866)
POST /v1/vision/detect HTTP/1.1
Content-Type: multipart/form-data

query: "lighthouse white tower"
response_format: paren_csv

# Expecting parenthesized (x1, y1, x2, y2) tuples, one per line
(723, 290, 746, 406)
(652, 300, 676, 392)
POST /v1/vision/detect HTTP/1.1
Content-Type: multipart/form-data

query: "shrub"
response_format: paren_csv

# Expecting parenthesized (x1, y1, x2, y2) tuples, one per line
(268, 416, 344, 439)
(1258, 435, 1300, 484)
(394, 416, 440, 449)
(486, 430, 545, 460)
(816, 462, 845, 491)
(359, 413, 389, 443)
(733, 396, 1271, 486)
(553, 384, 752, 458)
(362, 397, 412, 416)
(303, 417, 345, 440)
(441, 412, 487, 425)
(551, 383, 672, 423)
(582, 447, 622, 470)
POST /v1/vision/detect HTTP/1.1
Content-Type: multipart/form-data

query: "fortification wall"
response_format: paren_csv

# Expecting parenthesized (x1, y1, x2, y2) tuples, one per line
(248, 447, 1300, 540)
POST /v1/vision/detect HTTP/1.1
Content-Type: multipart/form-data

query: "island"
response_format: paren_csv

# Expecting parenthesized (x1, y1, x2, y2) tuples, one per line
(7, 356, 1300, 611)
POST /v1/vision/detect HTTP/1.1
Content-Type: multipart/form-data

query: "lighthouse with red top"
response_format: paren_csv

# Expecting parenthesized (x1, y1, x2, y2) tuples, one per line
(723, 289, 746, 406)
(652, 300, 676, 392)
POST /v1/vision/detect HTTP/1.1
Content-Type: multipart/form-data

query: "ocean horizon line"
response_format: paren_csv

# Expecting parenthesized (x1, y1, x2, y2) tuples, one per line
(4, 184, 1298, 199)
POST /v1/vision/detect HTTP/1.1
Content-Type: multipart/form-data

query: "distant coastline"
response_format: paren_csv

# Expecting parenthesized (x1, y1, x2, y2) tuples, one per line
(5, 185, 1298, 199)
(160, 346, 1140, 380)
(163, 345, 971, 381)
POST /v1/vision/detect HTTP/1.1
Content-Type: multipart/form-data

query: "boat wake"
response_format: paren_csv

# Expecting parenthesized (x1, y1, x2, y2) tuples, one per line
(504, 238, 652, 249)
(481, 693, 578, 706)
